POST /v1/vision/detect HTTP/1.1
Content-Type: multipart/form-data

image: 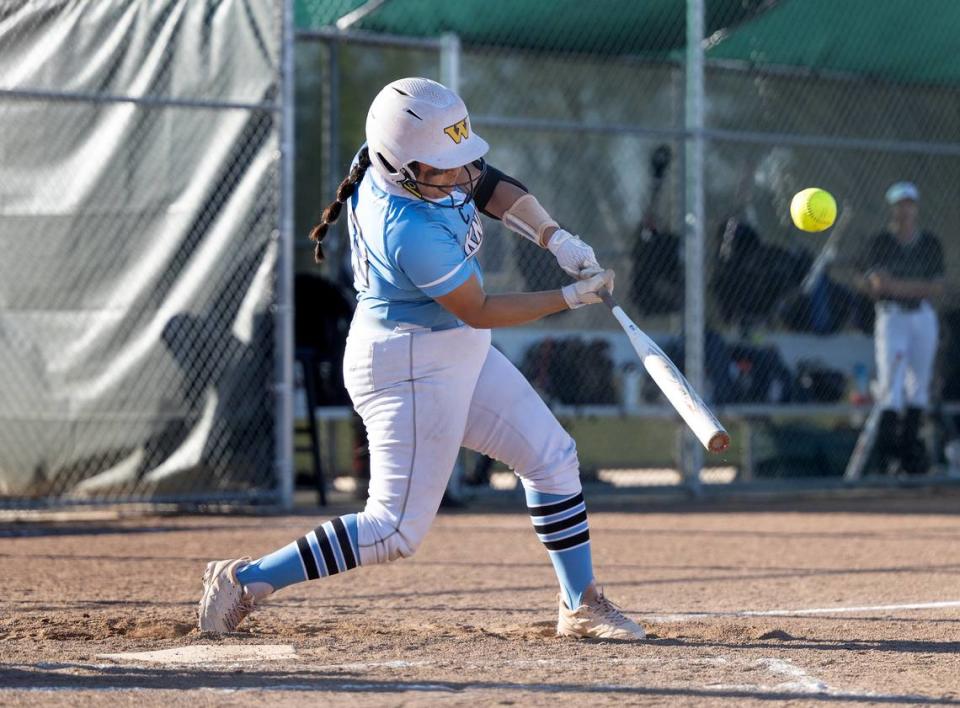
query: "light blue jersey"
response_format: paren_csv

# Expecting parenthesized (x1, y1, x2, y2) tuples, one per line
(347, 162, 484, 330)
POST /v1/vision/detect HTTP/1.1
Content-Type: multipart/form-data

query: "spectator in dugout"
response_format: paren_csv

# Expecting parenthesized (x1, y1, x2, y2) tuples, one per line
(858, 181, 945, 475)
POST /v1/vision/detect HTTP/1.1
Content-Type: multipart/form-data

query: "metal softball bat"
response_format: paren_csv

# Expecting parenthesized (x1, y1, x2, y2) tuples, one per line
(843, 355, 906, 480)
(598, 289, 730, 453)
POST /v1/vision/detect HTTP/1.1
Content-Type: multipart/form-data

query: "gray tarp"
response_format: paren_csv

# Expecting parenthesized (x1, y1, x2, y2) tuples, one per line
(0, 1, 280, 500)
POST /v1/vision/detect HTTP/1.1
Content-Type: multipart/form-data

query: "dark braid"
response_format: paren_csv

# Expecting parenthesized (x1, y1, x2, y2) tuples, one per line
(309, 147, 371, 263)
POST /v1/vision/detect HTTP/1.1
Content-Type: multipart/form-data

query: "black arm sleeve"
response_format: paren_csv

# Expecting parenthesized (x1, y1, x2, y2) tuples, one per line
(472, 161, 528, 219)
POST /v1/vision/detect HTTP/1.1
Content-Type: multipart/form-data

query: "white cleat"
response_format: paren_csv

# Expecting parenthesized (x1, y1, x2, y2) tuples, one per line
(198, 558, 256, 633)
(556, 588, 646, 641)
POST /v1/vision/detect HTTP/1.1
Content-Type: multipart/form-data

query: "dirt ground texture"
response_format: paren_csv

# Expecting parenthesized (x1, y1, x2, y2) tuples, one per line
(3, 492, 960, 706)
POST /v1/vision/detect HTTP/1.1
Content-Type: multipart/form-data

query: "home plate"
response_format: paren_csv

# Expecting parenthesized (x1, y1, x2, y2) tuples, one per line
(98, 644, 298, 665)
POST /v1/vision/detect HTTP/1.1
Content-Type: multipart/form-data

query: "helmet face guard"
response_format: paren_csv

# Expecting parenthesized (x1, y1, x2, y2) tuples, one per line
(366, 78, 489, 208)
(402, 159, 487, 210)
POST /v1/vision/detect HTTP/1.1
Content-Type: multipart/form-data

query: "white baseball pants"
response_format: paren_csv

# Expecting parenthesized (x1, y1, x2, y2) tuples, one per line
(343, 320, 581, 566)
(874, 302, 938, 411)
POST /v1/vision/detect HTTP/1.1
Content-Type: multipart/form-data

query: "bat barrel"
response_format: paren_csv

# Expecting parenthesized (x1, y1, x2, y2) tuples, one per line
(605, 302, 730, 454)
(708, 430, 731, 453)
(644, 350, 729, 453)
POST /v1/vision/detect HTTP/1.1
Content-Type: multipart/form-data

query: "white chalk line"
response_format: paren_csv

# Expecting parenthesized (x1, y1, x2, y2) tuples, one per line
(757, 657, 830, 693)
(708, 657, 933, 702)
(646, 598, 960, 623)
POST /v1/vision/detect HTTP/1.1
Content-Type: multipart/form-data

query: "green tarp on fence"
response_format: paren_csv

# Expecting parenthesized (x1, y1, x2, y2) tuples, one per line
(298, 0, 960, 86)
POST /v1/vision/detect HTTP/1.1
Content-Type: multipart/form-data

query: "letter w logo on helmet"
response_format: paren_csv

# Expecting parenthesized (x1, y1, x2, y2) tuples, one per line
(443, 117, 469, 144)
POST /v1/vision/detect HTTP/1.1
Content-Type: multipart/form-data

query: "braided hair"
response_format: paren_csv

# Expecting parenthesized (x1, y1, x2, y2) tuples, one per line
(308, 147, 372, 263)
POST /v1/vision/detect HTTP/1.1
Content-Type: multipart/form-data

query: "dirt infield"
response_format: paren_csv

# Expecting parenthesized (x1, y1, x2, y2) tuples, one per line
(3, 492, 960, 706)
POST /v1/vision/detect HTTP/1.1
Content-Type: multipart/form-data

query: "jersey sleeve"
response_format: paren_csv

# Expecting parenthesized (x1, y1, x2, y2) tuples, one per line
(394, 220, 473, 298)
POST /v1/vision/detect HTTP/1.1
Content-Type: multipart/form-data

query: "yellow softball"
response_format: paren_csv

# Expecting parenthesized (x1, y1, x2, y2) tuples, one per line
(790, 188, 837, 232)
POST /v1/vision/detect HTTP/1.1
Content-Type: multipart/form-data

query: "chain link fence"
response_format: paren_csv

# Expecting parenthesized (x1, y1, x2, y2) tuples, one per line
(296, 0, 960, 494)
(0, 1, 292, 508)
(8, 2, 954, 506)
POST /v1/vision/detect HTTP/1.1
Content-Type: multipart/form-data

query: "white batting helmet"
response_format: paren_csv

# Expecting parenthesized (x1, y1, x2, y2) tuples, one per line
(365, 78, 489, 191)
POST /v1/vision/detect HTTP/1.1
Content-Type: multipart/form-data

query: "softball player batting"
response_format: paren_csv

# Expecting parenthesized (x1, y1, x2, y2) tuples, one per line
(198, 78, 644, 640)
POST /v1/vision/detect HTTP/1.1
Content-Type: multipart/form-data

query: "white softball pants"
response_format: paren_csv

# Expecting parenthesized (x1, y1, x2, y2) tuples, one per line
(343, 320, 581, 566)
(874, 302, 938, 411)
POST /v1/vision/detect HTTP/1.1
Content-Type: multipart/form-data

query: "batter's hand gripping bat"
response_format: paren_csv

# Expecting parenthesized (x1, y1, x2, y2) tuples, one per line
(599, 289, 730, 453)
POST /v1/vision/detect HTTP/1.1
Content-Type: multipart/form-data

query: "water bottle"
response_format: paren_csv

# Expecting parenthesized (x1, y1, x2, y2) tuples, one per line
(851, 362, 870, 405)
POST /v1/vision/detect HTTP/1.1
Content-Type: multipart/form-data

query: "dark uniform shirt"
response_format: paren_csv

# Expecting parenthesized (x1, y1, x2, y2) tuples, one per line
(863, 230, 944, 309)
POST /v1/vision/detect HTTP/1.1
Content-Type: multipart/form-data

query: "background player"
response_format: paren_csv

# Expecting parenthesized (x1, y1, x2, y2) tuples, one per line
(198, 78, 645, 640)
(858, 182, 944, 475)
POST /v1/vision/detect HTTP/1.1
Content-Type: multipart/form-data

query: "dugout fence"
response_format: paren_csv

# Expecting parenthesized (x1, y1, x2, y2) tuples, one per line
(297, 0, 960, 494)
(0, 1, 295, 509)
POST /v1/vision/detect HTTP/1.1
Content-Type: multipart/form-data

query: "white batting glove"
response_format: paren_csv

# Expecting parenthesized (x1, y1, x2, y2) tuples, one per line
(546, 229, 602, 279)
(561, 269, 615, 309)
